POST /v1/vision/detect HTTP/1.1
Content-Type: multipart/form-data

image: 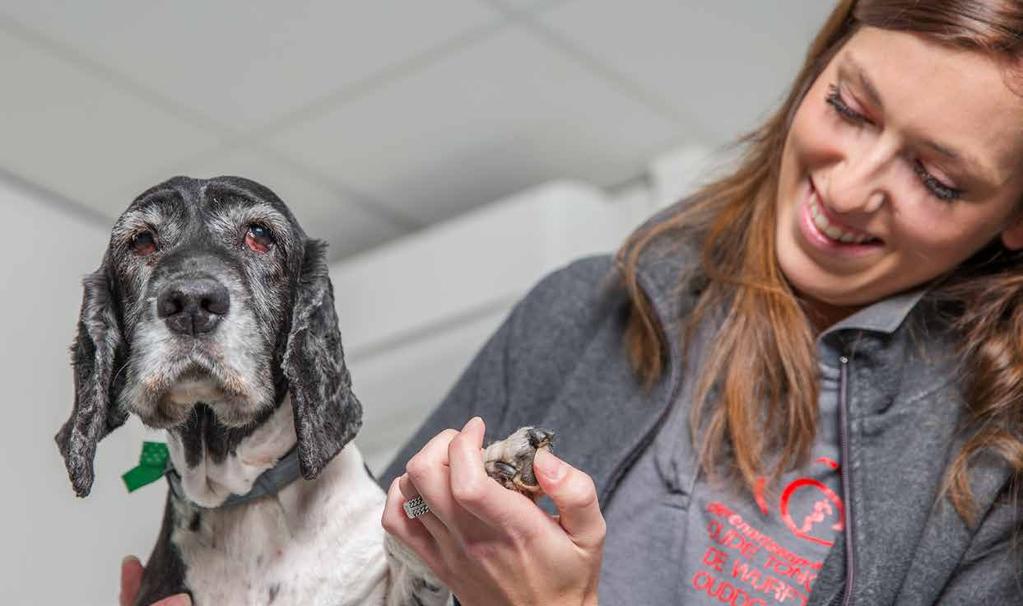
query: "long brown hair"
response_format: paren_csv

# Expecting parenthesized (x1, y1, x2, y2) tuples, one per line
(618, 0, 1023, 525)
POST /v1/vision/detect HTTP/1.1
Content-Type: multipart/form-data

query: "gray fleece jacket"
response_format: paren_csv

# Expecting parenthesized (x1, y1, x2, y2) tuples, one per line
(381, 235, 1022, 604)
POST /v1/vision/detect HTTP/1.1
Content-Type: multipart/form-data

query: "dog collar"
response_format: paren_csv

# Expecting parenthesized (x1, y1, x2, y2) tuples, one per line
(151, 444, 304, 509)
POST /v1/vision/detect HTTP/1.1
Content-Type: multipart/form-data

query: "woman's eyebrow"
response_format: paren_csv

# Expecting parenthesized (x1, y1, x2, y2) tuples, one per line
(839, 55, 884, 109)
(838, 54, 999, 186)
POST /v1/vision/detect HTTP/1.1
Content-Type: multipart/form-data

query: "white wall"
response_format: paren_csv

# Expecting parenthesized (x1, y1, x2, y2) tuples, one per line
(0, 178, 164, 604)
(341, 143, 717, 472)
(338, 180, 649, 471)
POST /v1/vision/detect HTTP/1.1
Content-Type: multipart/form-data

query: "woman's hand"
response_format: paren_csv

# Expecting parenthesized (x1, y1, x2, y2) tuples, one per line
(119, 556, 191, 606)
(382, 417, 605, 606)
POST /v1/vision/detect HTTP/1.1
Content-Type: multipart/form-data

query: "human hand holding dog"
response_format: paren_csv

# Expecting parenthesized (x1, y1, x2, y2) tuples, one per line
(119, 556, 191, 606)
(382, 417, 605, 606)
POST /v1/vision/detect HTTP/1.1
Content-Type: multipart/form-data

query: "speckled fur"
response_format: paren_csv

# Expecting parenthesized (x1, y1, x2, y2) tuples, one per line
(169, 437, 394, 606)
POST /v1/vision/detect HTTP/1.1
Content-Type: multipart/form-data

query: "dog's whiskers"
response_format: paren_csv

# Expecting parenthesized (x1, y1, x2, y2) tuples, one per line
(111, 359, 131, 388)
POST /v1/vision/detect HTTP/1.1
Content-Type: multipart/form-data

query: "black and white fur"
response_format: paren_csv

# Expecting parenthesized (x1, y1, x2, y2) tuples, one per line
(55, 176, 544, 605)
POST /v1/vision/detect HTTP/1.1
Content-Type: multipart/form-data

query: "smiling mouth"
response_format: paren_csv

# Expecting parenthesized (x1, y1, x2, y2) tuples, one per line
(808, 194, 880, 244)
(803, 179, 884, 249)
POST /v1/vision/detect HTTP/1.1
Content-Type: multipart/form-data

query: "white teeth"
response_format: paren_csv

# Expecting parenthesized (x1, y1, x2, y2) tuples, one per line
(808, 192, 876, 244)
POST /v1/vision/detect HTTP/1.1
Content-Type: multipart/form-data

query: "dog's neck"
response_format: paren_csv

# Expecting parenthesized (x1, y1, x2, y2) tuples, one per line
(166, 395, 297, 508)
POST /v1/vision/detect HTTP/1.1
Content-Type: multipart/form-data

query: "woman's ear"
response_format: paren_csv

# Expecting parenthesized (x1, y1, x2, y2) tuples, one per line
(1001, 211, 1023, 250)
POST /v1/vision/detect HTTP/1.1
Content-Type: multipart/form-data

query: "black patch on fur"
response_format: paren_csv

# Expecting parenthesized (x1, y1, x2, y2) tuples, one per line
(268, 583, 280, 603)
(176, 402, 277, 468)
(188, 511, 201, 532)
(136, 492, 191, 605)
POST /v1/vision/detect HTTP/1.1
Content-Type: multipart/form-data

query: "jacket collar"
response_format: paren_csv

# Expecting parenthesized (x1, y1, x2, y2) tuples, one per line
(820, 286, 926, 335)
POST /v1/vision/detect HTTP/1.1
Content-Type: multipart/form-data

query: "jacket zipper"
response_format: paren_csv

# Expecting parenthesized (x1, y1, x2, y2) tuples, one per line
(838, 355, 856, 606)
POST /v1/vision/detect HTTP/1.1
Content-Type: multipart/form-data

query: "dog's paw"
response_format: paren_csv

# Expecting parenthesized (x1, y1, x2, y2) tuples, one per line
(483, 427, 554, 499)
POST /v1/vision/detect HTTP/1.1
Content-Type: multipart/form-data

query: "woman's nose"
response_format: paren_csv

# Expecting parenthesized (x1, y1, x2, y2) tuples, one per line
(824, 188, 886, 214)
(824, 141, 893, 214)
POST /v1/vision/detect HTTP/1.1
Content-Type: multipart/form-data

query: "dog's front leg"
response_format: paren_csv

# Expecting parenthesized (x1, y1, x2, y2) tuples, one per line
(384, 534, 452, 606)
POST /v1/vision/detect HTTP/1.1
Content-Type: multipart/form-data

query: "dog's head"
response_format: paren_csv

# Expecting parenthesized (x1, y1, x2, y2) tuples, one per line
(56, 176, 362, 497)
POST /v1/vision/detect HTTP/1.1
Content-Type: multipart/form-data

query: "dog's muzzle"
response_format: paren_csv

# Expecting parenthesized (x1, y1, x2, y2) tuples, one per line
(157, 277, 231, 336)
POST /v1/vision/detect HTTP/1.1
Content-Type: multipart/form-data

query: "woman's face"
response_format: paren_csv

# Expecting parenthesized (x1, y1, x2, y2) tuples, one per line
(776, 26, 1023, 324)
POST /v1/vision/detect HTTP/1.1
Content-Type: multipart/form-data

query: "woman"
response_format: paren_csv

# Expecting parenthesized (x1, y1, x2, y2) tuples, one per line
(380, 1, 1023, 604)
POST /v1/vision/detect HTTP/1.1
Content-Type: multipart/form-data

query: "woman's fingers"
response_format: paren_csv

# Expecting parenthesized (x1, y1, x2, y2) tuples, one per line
(532, 449, 606, 550)
(396, 472, 457, 548)
(447, 418, 535, 530)
(404, 429, 462, 526)
(401, 422, 571, 548)
(387, 422, 606, 606)
(382, 476, 445, 571)
(447, 417, 490, 510)
(404, 422, 516, 544)
(120, 556, 143, 606)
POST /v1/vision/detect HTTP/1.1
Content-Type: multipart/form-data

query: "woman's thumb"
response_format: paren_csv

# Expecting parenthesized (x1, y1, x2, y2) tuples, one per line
(532, 449, 606, 548)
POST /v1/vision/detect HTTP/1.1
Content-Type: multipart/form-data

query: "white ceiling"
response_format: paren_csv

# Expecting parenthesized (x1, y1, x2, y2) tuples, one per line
(0, 0, 836, 260)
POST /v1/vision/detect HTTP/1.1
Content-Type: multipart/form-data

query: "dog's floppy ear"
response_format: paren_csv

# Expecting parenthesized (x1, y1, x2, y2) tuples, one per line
(55, 263, 129, 497)
(283, 239, 363, 479)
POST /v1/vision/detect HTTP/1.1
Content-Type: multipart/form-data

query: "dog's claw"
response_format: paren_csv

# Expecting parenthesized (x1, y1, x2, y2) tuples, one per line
(492, 461, 517, 479)
(527, 428, 555, 449)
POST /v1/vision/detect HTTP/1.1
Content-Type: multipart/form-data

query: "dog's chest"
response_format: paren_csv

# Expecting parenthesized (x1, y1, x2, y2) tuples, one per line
(172, 446, 390, 606)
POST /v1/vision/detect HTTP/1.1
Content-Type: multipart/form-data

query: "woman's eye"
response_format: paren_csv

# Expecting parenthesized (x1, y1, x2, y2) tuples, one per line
(825, 84, 868, 124)
(912, 162, 963, 203)
(130, 230, 158, 256)
(245, 223, 274, 253)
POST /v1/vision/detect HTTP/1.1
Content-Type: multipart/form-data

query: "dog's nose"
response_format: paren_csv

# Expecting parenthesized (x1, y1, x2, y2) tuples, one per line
(157, 278, 230, 336)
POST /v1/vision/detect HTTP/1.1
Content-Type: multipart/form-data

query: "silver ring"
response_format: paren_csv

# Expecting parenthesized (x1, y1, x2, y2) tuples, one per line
(403, 495, 431, 519)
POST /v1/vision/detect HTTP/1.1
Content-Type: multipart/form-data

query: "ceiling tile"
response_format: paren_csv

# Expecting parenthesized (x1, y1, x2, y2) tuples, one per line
(266, 27, 683, 224)
(110, 147, 408, 261)
(1, 1, 502, 129)
(539, 0, 837, 145)
(0, 28, 219, 219)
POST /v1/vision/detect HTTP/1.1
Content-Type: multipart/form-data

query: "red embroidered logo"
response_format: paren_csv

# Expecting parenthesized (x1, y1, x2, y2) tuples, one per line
(695, 502, 822, 604)
(754, 457, 844, 547)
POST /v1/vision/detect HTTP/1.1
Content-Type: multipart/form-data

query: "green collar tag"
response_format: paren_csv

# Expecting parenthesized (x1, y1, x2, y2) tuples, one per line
(122, 441, 170, 493)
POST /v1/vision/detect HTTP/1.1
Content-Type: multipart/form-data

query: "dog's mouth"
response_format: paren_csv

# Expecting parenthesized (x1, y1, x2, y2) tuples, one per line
(127, 354, 270, 429)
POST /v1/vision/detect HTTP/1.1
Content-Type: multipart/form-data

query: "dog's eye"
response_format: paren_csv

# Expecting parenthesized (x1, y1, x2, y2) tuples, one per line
(130, 230, 158, 256)
(245, 224, 274, 253)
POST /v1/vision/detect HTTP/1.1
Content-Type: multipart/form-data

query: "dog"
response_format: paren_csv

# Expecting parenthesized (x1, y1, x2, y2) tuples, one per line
(55, 176, 552, 605)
